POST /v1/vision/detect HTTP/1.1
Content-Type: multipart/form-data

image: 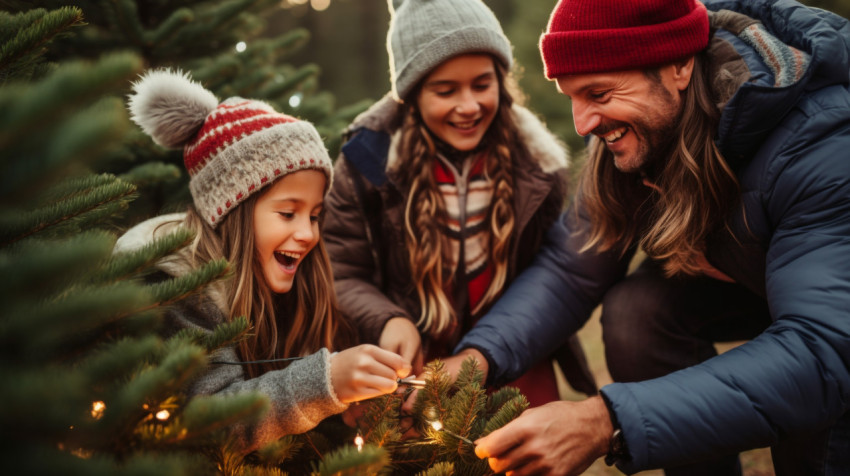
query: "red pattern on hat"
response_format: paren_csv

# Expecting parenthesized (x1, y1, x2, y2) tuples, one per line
(184, 110, 298, 174)
(540, 0, 709, 78)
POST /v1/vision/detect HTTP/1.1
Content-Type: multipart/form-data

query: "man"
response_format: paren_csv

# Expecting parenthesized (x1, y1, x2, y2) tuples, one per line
(448, 0, 850, 474)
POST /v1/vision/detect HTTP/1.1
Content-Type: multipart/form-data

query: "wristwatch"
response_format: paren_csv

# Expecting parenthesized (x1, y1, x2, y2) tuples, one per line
(605, 427, 628, 466)
(600, 392, 629, 466)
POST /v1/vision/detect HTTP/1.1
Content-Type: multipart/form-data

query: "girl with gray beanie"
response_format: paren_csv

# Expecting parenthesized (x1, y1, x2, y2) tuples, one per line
(323, 0, 595, 408)
(116, 69, 412, 453)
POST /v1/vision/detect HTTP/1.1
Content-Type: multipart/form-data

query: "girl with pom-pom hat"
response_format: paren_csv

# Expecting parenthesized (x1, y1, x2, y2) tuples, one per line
(116, 69, 412, 453)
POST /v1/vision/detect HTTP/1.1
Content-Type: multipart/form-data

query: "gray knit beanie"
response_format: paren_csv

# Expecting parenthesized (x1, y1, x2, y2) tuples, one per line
(387, 0, 513, 101)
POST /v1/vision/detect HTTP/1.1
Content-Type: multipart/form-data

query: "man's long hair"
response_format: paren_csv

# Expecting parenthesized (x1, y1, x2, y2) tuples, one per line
(394, 58, 521, 336)
(577, 52, 740, 276)
(183, 193, 354, 378)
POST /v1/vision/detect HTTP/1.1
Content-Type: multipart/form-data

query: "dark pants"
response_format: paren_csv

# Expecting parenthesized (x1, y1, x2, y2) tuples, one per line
(600, 258, 850, 476)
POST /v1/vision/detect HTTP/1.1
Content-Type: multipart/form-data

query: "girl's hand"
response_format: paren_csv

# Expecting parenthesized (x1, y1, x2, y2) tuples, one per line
(331, 344, 412, 403)
(379, 317, 424, 376)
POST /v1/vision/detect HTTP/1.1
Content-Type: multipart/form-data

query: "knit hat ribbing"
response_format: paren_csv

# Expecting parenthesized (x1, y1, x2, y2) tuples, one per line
(540, 0, 710, 78)
(387, 0, 513, 101)
(128, 70, 332, 228)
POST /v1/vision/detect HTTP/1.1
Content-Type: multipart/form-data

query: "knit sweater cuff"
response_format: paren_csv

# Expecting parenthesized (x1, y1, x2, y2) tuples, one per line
(325, 350, 347, 409)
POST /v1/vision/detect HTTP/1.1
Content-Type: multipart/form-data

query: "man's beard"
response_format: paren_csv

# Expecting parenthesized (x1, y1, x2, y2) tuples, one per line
(597, 101, 680, 175)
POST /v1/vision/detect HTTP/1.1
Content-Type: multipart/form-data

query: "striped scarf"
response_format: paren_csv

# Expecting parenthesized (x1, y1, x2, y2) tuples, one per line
(739, 23, 810, 87)
(434, 152, 494, 313)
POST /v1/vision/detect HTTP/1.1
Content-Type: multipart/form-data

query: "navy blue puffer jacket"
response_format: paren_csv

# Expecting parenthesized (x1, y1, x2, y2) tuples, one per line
(455, 0, 850, 472)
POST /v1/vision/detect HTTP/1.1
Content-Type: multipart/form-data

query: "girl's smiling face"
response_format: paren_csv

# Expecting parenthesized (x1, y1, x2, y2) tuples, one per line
(252, 169, 326, 294)
(416, 53, 500, 151)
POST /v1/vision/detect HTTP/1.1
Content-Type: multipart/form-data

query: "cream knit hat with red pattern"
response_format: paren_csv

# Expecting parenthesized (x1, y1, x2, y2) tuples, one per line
(127, 69, 332, 227)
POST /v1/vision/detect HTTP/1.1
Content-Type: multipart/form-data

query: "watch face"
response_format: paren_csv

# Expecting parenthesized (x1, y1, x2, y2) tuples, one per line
(605, 428, 627, 466)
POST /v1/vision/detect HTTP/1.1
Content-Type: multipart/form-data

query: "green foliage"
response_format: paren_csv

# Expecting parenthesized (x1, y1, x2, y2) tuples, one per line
(0, 6, 84, 82)
(254, 435, 304, 467)
(417, 461, 455, 476)
(351, 358, 529, 475)
(312, 444, 390, 476)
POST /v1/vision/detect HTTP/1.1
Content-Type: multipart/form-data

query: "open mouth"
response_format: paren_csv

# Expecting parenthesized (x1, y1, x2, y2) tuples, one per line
(450, 118, 481, 130)
(602, 126, 629, 144)
(274, 251, 301, 270)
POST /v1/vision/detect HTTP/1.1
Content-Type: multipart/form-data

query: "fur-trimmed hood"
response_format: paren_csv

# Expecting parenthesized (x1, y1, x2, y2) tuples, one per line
(346, 94, 569, 175)
(113, 212, 229, 312)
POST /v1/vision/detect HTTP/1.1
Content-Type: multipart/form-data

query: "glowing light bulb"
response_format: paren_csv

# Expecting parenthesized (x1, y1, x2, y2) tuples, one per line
(354, 432, 364, 452)
(311, 0, 330, 11)
(155, 410, 170, 421)
(429, 420, 474, 445)
(91, 401, 105, 419)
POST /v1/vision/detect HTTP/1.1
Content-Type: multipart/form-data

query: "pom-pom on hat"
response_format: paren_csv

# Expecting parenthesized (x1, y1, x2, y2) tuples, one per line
(127, 69, 333, 228)
(540, 0, 709, 79)
(387, 0, 513, 101)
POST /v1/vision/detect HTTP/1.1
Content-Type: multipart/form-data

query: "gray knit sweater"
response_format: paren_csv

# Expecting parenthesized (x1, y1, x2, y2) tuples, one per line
(114, 213, 349, 453)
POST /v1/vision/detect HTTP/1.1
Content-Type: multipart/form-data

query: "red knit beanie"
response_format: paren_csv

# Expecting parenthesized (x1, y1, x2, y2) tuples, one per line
(540, 0, 710, 78)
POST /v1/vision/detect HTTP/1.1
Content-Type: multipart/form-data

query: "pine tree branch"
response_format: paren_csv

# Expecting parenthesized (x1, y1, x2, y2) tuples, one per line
(118, 161, 182, 188)
(260, 64, 319, 101)
(0, 7, 84, 80)
(0, 53, 142, 156)
(2, 281, 153, 360)
(454, 356, 485, 390)
(174, 392, 269, 442)
(0, 178, 138, 245)
(100, 227, 194, 283)
(144, 258, 229, 308)
(311, 444, 389, 476)
(412, 360, 452, 428)
(78, 336, 162, 384)
(445, 383, 486, 454)
(105, 0, 146, 47)
(481, 395, 528, 438)
(168, 315, 249, 353)
(416, 461, 454, 476)
(33, 173, 123, 206)
(144, 8, 194, 45)
(99, 343, 208, 433)
(254, 435, 303, 467)
(0, 229, 115, 300)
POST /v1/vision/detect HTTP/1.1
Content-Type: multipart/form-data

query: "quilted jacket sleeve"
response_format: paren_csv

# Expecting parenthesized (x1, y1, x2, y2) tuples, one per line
(454, 204, 632, 386)
(323, 156, 410, 344)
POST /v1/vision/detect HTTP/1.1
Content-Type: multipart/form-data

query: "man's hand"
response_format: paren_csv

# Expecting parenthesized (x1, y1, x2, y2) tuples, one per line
(379, 317, 424, 376)
(440, 348, 489, 381)
(400, 348, 488, 417)
(474, 396, 613, 476)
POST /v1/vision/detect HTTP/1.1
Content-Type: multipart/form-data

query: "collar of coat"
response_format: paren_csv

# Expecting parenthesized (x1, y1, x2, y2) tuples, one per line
(344, 93, 569, 177)
(113, 212, 229, 312)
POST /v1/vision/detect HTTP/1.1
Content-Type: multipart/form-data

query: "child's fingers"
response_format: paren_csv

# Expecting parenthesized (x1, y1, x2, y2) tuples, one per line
(363, 344, 412, 378)
(347, 375, 400, 401)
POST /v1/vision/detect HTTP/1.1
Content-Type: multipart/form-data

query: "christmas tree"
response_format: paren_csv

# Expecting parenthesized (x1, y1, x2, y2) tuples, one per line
(1, 2, 527, 474)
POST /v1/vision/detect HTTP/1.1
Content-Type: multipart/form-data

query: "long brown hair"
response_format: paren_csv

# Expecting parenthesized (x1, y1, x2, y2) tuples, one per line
(182, 191, 354, 378)
(395, 58, 521, 336)
(577, 52, 740, 276)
